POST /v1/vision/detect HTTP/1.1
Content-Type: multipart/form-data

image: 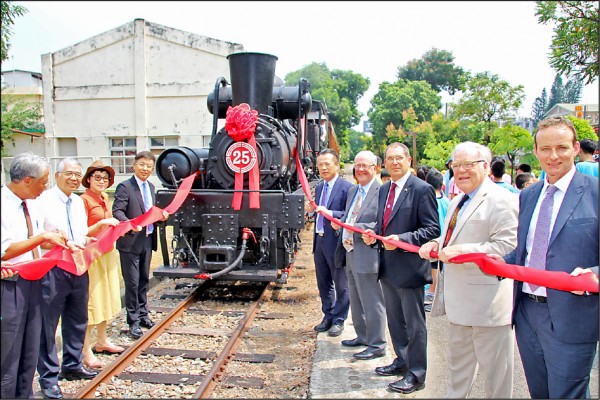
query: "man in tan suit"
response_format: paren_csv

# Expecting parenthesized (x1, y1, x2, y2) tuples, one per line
(419, 141, 518, 398)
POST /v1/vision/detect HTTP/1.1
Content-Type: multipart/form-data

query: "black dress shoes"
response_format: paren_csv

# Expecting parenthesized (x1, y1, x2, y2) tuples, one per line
(313, 319, 332, 332)
(388, 374, 425, 394)
(375, 362, 409, 376)
(341, 338, 365, 347)
(129, 322, 143, 339)
(140, 317, 155, 328)
(353, 348, 386, 360)
(59, 366, 98, 381)
(41, 384, 63, 399)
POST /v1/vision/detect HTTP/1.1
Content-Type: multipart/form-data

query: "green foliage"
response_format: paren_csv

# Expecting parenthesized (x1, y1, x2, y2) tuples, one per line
(450, 71, 525, 144)
(1, 94, 43, 156)
(531, 88, 548, 128)
(285, 63, 369, 151)
(489, 124, 535, 177)
(563, 77, 583, 103)
(396, 48, 466, 95)
(347, 129, 369, 160)
(1, 1, 28, 62)
(564, 115, 598, 141)
(421, 139, 459, 172)
(548, 74, 564, 110)
(535, 1, 599, 85)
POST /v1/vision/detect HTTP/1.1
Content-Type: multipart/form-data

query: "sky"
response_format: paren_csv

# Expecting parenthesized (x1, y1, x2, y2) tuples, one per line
(4, 1, 599, 128)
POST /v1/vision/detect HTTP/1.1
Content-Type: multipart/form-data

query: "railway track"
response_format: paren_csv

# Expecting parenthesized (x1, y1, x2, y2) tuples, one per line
(75, 280, 280, 399)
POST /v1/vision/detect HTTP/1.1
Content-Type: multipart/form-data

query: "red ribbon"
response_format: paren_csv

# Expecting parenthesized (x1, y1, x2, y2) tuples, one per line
(225, 103, 260, 210)
(2, 173, 197, 281)
(295, 155, 598, 293)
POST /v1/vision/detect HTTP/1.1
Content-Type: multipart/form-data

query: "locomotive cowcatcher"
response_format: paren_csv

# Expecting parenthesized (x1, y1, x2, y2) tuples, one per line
(152, 52, 330, 283)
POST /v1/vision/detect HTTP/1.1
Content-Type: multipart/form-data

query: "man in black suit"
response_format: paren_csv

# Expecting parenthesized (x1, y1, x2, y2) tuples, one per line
(113, 151, 168, 339)
(306, 148, 353, 337)
(363, 143, 440, 394)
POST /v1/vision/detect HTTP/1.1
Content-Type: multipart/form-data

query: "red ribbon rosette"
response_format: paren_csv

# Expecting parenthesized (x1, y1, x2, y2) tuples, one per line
(225, 103, 261, 210)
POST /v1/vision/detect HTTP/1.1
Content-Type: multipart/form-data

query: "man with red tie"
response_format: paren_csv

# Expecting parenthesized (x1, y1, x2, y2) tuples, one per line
(362, 142, 439, 394)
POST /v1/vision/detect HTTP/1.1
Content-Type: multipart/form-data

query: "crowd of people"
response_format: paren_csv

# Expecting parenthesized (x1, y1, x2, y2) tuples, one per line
(1, 152, 168, 399)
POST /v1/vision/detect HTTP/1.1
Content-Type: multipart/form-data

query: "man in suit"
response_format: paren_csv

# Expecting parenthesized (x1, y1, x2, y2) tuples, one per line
(489, 116, 598, 399)
(306, 148, 352, 337)
(332, 150, 387, 360)
(419, 142, 518, 398)
(362, 142, 439, 394)
(113, 151, 168, 340)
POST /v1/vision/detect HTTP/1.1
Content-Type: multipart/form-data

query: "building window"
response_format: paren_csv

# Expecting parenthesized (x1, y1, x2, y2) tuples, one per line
(149, 136, 178, 157)
(110, 137, 136, 174)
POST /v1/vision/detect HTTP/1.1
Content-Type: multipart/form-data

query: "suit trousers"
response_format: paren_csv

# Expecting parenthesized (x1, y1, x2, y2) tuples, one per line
(515, 297, 597, 399)
(345, 251, 386, 352)
(37, 268, 89, 389)
(119, 235, 153, 325)
(446, 322, 514, 398)
(313, 235, 349, 325)
(1, 278, 42, 399)
(380, 276, 427, 384)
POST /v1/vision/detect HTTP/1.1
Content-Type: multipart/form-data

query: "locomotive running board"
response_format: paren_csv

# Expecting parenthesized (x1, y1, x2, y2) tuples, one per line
(153, 265, 277, 282)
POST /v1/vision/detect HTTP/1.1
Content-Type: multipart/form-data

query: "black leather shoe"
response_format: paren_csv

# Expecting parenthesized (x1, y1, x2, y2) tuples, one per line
(353, 348, 386, 360)
(328, 324, 344, 337)
(140, 317, 155, 328)
(59, 366, 98, 381)
(41, 385, 63, 399)
(388, 375, 425, 394)
(341, 338, 365, 347)
(375, 362, 409, 376)
(314, 319, 332, 332)
(128, 322, 143, 339)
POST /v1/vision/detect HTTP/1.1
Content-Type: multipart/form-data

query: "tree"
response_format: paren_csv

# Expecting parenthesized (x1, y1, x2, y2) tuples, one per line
(547, 74, 564, 110)
(565, 115, 598, 141)
(347, 129, 369, 160)
(531, 88, 548, 128)
(396, 48, 466, 95)
(1, 1, 28, 63)
(535, 1, 599, 85)
(1, 94, 43, 156)
(563, 77, 583, 103)
(489, 124, 535, 180)
(450, 71, 525, 144)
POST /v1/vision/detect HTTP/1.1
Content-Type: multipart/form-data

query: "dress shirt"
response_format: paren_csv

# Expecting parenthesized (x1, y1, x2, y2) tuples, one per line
(39, 186, 88, 251)
(523, 166, 575, 296)
(387, 172, 411, 208)
(1, 185, 44, 263)
(315, 175, 339, 234)
(342, 178, 375, 237)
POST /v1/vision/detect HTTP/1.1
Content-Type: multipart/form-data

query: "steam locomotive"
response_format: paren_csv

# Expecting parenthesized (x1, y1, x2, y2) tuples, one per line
(152, 52, 331, 283)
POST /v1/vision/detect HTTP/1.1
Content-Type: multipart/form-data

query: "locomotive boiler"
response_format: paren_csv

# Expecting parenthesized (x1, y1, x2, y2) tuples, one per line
(153, 52, 330, 283)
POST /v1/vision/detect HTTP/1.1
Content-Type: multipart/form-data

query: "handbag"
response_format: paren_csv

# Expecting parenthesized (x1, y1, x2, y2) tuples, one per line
(430, 263, 446, 317)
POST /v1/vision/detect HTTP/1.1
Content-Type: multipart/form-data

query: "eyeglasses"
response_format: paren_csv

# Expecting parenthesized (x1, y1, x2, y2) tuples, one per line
(452, 160, 485, 171)
(385, 156, 406, 163)
(135, 163, 154, 169)
(354, 164, 374, 170)
(61, 171, 83, 179)
(91, 175, 110, 182)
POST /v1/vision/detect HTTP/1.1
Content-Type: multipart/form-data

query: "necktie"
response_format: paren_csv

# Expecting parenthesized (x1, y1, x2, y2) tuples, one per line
(65, 197, 74, 241)
(382, 182, 397, 235)
(22, 201, 40, 259)
(442, 194, 469, 248)
(528, 185, 558, 291)
(343, 187, 364, 252)
(316, 182, 329, 232)
(142, 181, 154, 234)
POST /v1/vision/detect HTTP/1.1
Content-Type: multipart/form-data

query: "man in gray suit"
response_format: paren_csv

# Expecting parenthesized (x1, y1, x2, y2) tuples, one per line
(332, 151, 387, 360)
(419, 142, 518, 398)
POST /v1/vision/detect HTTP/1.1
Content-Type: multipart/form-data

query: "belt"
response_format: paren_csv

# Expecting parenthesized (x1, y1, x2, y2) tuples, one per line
(526, 293, 547, 303)
(317, 232, 324, 237)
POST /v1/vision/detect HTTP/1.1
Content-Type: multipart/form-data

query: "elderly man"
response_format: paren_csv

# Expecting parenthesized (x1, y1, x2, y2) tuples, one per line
(332, 150, 387, 360)
(419, 141, 518, 398)
(1, 153, 69, 399)
(363, 142, 439, 394)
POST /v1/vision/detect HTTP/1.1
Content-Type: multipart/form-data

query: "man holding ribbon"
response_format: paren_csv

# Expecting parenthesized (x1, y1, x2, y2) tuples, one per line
(419, 142, 518, 398)
(490, 116, 598, 399)
(332, 150, 387, 360)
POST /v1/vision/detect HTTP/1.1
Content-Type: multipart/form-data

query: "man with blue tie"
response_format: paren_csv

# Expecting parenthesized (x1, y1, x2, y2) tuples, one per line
(489, 116, 598, 399)
(113, 151, 169, 340)
(307, 149, 352, 337)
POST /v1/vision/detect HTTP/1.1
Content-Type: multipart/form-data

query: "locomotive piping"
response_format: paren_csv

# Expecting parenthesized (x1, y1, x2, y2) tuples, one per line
(210, 77, 228, 143)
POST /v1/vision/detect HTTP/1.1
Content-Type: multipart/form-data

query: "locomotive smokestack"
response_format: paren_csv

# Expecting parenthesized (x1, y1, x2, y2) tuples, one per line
(227, 52, 278, 115)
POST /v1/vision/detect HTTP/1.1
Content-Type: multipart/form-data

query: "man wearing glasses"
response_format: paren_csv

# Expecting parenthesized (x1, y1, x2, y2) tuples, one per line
(113, 151, 168, 340)
(419, 142, 518, 398)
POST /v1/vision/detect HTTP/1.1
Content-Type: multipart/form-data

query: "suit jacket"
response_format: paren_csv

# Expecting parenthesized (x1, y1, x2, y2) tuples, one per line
(435, 178, 518, 327)
(334, 180, 380, 273)
(312, 176, 353, 259)
(505, 171, 599, 343)
(113, 176, 158, 253)
(375, 174, 440, 288)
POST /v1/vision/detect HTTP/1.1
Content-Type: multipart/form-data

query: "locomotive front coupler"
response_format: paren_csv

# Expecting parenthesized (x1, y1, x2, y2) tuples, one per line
(194, 228, 257, 280)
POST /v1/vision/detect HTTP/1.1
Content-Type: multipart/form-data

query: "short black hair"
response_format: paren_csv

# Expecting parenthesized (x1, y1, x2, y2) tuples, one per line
(490, 159, 506, 178)
(515, 173, 534, 190)
(380, 168, 390, 178)
(425, 169, 443, 191)
(580, 139, 597, 155)
(416, 165, 431, 181)
(517, 163, 532, 173)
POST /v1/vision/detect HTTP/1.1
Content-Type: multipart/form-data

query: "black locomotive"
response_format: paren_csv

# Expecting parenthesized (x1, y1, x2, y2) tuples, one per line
(153, 52, 330, 283)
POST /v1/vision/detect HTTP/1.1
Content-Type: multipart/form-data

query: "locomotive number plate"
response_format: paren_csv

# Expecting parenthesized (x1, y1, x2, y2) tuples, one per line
(225, 142, 258, 173)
